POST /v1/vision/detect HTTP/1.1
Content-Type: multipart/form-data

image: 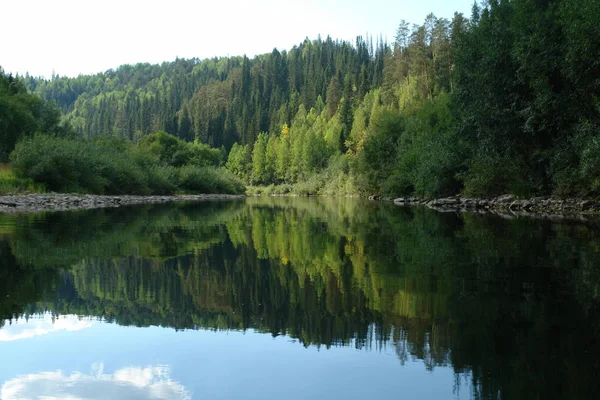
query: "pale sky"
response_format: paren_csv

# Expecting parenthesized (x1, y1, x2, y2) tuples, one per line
(1, 0, 476, 78)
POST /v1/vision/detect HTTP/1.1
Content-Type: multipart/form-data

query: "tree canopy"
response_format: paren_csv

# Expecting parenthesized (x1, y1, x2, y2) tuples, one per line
(4, 0, 599, 197)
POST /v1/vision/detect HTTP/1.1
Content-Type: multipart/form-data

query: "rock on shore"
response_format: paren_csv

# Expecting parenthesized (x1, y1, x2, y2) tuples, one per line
(391, 195, 600, 216)
(0, 193, 245, 213)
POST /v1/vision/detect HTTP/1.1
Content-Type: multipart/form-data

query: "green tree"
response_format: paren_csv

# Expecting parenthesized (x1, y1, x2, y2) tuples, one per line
(252, 132, 269, 184)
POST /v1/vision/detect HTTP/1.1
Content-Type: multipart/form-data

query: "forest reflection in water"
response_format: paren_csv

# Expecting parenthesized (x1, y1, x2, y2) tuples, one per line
(1, 197, 599, 399)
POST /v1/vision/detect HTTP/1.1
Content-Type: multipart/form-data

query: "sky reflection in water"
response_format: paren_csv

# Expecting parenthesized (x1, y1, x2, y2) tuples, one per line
(0, 197, 598, 399)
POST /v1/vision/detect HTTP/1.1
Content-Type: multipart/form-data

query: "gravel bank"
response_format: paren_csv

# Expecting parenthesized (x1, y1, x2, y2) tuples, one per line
(365, 194, 600, 221)
(0, 193, 245, 213)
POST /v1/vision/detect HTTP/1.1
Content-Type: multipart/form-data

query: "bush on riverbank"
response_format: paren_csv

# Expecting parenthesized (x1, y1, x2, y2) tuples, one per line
(138, 131, 223, 167)
(0, 164, 44, 194)
(10, 134, 244, 195)
(176, 165, 245, 194)
(246, 155, 359, 196)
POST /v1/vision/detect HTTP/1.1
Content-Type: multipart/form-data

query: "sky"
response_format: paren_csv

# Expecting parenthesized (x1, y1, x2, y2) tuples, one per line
(1, 0, 476, 78)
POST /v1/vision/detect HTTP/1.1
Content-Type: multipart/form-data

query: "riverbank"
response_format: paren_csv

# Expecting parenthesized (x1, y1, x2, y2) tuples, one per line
(384, 194, 600, 217)
(2, 192, 599, 218)
(0, 193, 245, 213)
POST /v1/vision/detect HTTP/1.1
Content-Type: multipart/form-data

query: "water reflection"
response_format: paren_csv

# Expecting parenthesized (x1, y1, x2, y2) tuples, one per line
(0, 314, 92, 342)
(1, 364, 190, 400)
(0, 197, 599, 399)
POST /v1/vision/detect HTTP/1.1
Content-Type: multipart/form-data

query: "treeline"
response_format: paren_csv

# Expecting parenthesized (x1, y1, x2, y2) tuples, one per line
(228, 0, 600, 197)
(0, 69, 70, 162)
(11, 0, 600, 197)
(23, 36, 385, 149)
(1, 68, 242, 194)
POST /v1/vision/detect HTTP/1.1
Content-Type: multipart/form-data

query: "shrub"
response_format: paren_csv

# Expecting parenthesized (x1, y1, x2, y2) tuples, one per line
(551, 122, 600, 197)
(459, 151, 531, 197)
(11, 135, 108, 193)
(146, 165, 178, 195)
(293, 176, 325, 196)
(176, 166, 245, 194)
(0, 164, 44, 194)
(10, 134, 244, 195)
(139, 131, 221, 167)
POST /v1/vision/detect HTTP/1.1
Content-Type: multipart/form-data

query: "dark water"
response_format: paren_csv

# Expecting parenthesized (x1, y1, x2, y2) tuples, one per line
(0, 197, 599, 400)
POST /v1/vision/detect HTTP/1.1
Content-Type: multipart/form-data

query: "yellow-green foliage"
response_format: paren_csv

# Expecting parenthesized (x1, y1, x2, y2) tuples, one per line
(139, 131, 222, 167)
(0, 164, 44, 194)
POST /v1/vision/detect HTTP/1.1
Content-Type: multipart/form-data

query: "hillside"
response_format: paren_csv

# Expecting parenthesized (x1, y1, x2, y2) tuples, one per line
(5, 0, 600, 197)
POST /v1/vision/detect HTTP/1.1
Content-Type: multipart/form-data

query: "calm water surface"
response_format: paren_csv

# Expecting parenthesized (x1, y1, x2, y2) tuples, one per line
(0, 197, 599, 399)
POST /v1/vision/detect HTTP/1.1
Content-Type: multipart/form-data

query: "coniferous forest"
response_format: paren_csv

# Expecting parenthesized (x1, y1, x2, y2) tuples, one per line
(1, 0, 599, 197)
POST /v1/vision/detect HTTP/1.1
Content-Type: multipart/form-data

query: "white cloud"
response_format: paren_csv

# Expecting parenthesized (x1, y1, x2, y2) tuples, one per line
(1, 364, 190, 400)
(0, 314, 92, 342)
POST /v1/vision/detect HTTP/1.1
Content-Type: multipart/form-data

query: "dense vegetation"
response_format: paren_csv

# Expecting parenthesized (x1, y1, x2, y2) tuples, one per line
(1, 198, 599, 398)
(0, 71, 242, 194)
(10, 132, 243, 194)
(2, 0, 599, 197)
(0, 69, 70, 161)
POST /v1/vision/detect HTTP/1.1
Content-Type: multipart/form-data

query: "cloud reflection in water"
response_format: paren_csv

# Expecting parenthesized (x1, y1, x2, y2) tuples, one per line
(0, 314, 92, 342)
(1, 363, 190, 400)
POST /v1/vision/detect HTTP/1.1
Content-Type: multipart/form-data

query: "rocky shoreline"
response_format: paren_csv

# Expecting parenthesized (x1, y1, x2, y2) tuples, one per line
(0, 193, 245, 213)
(365, 194, 600, 220)
(2, 192, 599, 218)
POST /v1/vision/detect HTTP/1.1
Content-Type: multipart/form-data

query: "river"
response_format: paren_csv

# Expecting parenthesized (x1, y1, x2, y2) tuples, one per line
(0, 197, 598, 399)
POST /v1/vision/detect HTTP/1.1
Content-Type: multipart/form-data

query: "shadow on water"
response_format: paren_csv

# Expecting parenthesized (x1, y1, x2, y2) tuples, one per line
(1, 197, 599, 399)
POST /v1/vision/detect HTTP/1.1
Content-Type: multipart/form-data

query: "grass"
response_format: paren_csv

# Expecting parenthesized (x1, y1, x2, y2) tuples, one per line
(0, 164, 45, 194)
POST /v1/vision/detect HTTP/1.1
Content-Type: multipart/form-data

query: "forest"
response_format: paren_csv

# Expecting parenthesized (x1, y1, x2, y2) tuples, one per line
(1, 0, 599, 197)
